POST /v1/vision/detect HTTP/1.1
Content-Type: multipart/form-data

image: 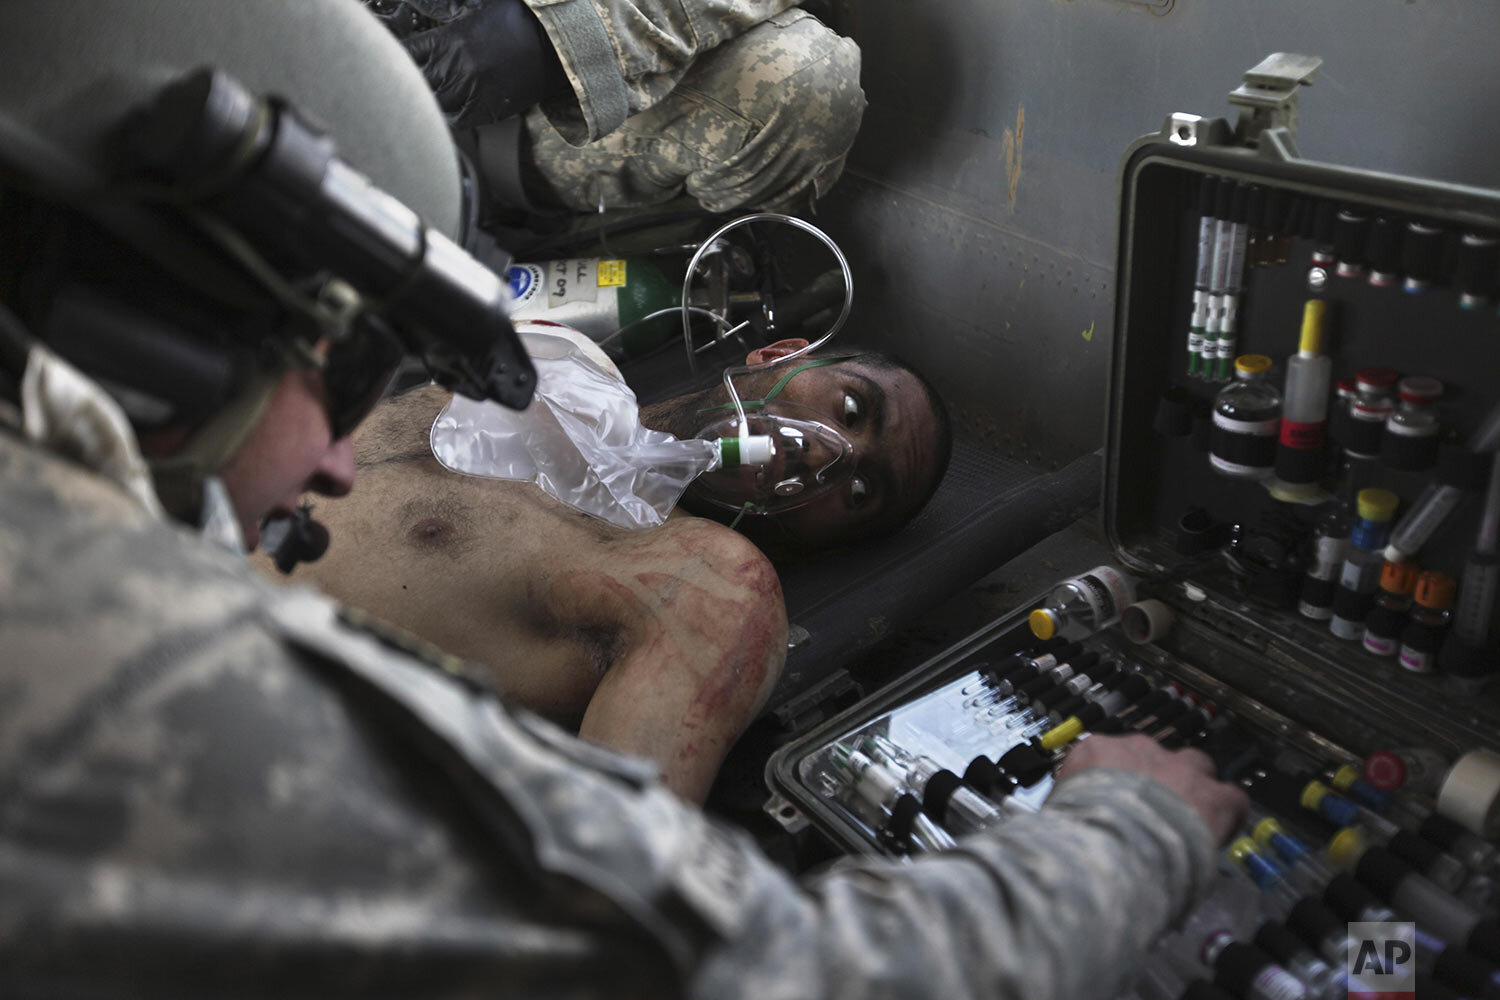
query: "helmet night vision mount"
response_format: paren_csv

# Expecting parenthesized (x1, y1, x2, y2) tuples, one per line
(124, 65, 536, 413)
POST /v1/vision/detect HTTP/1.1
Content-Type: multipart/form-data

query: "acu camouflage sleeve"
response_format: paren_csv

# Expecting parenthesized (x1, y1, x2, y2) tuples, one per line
(521, 0, 807, 143)
(682, 769, 1219, 1000)
(296, 624, 1217, 1000)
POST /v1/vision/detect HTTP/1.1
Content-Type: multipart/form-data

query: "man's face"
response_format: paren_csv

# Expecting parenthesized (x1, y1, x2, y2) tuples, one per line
(218, 366, 356, 551)
(691, 356, 941, 544)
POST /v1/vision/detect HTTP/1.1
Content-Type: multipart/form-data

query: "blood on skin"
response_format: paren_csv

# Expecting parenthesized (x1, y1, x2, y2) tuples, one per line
(679, 602, 781, 742)
(632, 554, 784, 738)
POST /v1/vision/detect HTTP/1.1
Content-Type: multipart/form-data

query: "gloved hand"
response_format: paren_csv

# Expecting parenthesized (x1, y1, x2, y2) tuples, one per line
(401, 0, 570, 130)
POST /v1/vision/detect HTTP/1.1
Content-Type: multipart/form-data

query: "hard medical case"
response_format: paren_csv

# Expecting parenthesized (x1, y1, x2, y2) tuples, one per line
(762, 55, 1500, 993)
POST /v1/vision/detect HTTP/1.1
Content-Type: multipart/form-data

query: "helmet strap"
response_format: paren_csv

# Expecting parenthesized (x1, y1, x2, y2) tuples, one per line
(149, 363, 282, 522)
(696, 353, 860, 415)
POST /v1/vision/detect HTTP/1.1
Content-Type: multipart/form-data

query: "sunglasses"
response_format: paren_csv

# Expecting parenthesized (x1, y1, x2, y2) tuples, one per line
(316, 319, 407, 441)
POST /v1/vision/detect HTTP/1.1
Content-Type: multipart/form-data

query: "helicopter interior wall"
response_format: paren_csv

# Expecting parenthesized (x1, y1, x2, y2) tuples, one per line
(809, 0, 1500, 467)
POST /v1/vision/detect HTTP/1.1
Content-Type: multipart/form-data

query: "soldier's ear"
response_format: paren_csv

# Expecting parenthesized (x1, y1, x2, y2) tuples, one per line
(746, 338, 810, 365)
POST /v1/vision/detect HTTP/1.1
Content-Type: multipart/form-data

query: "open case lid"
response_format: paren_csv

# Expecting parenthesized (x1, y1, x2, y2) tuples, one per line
(1103, 54, 1500, 761)
(762, 54, 1500, 852)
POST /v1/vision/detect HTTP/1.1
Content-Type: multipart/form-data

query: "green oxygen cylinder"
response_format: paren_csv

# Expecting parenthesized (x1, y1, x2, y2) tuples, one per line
(505, 257, 679, 358)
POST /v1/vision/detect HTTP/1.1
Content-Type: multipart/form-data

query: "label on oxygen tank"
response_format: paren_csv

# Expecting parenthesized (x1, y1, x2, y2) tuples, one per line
(597, 259, 628, 287)
(508, 264, 537, 301)
(507, 258, 677, 359)
(507, 260, 623, 331)
(547, 258, 602, 307)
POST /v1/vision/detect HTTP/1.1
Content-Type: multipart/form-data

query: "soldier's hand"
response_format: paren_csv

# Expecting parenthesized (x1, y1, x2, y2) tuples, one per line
(401, 0, 567, 130)
(1055, 733, 1248, 845)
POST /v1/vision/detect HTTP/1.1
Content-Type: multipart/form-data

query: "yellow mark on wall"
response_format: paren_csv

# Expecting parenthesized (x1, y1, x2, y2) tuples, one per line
(1002, 105, 1025, 213)
(1081, 320, 1095, 342)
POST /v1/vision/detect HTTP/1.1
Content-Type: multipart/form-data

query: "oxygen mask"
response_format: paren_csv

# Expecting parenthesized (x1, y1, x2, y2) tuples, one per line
(671, 215, 858, 519)
(693, 400, 855, 515)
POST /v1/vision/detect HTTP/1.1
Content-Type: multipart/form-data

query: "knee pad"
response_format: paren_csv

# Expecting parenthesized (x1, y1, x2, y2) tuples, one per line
(753, 11, 866, 158)
(701, 12, 866, 212)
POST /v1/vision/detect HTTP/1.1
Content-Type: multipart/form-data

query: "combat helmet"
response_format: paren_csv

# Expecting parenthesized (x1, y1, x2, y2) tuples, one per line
(0, 0, 531, 518)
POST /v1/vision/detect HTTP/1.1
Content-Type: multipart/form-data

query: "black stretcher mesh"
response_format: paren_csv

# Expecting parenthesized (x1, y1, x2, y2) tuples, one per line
(768, 443, 1101, 709)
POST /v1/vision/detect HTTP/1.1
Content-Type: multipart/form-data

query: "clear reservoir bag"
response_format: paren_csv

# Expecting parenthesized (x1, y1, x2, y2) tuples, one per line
(430, 323, 720, 530)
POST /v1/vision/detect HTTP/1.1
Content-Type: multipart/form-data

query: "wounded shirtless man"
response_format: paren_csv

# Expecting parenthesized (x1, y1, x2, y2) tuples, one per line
(264, 337, 950, 800)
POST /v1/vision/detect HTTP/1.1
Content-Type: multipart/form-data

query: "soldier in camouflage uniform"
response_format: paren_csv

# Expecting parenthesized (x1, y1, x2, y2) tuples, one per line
(524, 6, 863, 215)
(0, 2, 1246, 997)
(384, 0, 866, 215)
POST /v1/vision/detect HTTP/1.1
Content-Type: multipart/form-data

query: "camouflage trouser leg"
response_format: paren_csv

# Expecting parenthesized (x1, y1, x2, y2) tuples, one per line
(523, 9, 865, 215)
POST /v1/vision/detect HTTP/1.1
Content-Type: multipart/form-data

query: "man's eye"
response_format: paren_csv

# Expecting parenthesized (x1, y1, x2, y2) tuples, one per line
(842, 392, 861, 425)
(849, 476, 868, 508)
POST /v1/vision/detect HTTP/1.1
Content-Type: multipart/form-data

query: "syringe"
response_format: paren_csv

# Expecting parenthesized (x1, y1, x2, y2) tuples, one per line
(1385, 481, 1465, 563)
(1472, 396, 1500, 454)
(1451, 456, 1500, 650)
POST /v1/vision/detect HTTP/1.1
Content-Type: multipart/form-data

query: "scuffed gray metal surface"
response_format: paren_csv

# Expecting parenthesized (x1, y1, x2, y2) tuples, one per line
(817, 0, 1500, 465)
